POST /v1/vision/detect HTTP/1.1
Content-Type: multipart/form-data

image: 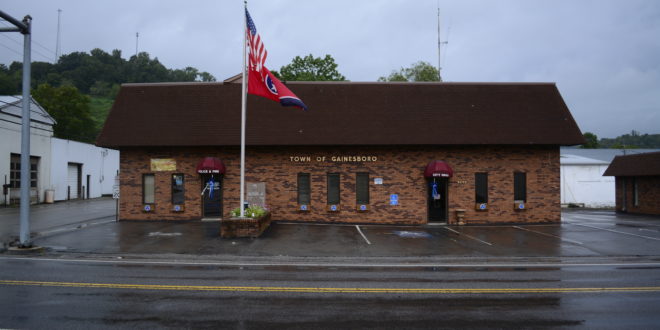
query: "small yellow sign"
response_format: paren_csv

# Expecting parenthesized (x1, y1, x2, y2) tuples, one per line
(151, 158, 176, 171)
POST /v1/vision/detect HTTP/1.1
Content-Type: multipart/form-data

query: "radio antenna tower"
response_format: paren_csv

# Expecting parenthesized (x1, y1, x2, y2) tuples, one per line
(55, 9, 61, 61)
(437, 5, 448, 81)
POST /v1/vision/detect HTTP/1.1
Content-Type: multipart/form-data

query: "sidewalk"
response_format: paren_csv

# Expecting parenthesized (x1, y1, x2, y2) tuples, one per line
(0, 197, 116, 245)
(12, 209, 660, 263)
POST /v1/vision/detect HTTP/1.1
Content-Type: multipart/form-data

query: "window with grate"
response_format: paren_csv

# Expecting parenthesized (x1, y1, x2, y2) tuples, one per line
(143, 174, 155, 204)
(297, 173, 311, 205)
(514, 172, 526, 202)
(9, 154, 38, 188)
(327, 173, 340, 205)
(475, 173, 488, 203)
(171, 174, 185, 204)
(356, 173, 369, 204)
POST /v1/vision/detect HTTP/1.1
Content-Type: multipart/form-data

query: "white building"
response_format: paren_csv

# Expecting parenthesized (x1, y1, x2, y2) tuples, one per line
(1, 95, 119, 205)
(560, 154, 613, 208)
(50, 138, 119, 201)
(560, 148, 660, 208)
(0, 96, 55, 204)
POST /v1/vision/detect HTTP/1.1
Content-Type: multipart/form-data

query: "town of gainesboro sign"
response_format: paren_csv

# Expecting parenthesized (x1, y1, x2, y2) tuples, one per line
(289, 155, 378, 163)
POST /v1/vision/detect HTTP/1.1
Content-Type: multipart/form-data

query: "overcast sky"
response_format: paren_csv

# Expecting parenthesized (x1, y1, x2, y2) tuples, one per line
(2, 0, 659, 138)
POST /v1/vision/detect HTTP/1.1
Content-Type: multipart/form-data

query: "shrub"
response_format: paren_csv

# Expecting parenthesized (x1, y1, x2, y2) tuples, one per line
(230, 205, 268, 218)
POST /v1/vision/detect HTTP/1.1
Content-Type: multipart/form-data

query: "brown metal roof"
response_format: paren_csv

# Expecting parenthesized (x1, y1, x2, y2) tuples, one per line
(96, 81, 584, 148)
(603, 151, 660, 176)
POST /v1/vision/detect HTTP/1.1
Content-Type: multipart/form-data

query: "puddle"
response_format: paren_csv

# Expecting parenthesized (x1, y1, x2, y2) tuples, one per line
(392, 231, 432, 238)
(147, 232, 183, 237)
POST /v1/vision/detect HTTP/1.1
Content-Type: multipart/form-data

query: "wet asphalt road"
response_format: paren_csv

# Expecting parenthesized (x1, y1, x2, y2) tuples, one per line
(1, 257, 660, 329)
(2, 200, 660, 328)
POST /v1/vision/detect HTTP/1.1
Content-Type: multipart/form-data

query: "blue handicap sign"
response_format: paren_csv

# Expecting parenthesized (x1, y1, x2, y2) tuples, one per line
(390, 194, 399, 206)
(300, 204, 308, 211)
(330, 204, 338, 211)
(144, 205, 151, 212)
(360, 204, 367, 211)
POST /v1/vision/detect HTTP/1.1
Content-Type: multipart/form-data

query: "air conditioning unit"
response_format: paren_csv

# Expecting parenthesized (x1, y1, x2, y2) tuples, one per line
(514, 200, 526, 210)
(475, 203, 488, 211)
(357, 204, 369, 212)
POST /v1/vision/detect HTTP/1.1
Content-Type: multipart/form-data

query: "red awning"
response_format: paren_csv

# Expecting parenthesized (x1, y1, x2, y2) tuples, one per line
(424, 160, 453, 178)
(196, 157, 226, 174)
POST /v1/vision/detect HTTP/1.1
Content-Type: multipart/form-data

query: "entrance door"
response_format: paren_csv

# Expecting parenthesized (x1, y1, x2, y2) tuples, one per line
(427, 178, 448, 222)
(201, 174, 223, 217)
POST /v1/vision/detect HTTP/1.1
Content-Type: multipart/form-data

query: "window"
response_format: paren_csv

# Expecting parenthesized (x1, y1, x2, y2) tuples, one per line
(143, 174, 155, 204)
(9, 154, 38, 188)
(475, 173, 488, 203)
(514, 172, 526, 202)
(633, 178, 639, 207)
(297, 173, 311, 205)
(327, 173, 340, 205)
(171, 174, 185, 204)
(356, 173, 369, 204)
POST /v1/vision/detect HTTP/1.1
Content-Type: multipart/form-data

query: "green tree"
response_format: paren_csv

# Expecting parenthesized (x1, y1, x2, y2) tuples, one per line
(198, 71, 216, 82)
(0, 64, 18, 94)
(32, 83, 97, 143)
(277, 54, 346, 81)
(378, 61, 440, 82)
(580, 132, 599, 149)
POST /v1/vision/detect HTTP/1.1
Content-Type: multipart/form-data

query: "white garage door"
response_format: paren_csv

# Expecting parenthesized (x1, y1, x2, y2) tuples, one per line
(67, 163, 80, 199)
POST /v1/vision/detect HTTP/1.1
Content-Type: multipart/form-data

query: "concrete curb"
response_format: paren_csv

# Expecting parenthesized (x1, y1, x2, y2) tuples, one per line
(4, 252, 660, 268)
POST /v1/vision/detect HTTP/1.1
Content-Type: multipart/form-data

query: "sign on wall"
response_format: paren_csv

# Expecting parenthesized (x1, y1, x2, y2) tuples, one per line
(112, 185, 120, 199)
(247, 182, 266, 208)
(390, 194, 399, 206)
(151, 158, 176, 171)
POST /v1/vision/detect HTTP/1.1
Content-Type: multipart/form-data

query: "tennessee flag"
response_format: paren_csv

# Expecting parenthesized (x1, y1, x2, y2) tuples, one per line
(245, 9, 308, 110)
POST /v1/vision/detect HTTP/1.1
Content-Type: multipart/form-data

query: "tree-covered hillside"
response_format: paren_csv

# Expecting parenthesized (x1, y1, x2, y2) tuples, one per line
(0, 48, 215, 143)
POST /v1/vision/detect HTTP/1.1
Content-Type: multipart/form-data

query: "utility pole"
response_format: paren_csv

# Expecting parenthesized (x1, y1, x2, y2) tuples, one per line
(0, 10, 33, 247)
(55, 9, 61, 61)
(135, 32, 139, 56)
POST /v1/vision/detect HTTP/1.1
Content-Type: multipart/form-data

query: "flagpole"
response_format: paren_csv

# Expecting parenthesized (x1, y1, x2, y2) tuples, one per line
(239, 0, 248, 218)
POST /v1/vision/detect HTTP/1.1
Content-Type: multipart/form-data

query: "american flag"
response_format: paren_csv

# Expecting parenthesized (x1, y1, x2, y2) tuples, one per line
(246, 9, 267, 79)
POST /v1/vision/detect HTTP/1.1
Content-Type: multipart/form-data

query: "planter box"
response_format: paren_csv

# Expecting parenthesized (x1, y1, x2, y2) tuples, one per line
(220, 212, 272, 238)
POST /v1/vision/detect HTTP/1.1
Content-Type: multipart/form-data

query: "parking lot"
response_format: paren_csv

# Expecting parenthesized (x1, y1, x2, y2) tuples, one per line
(11, 201, 659, 260)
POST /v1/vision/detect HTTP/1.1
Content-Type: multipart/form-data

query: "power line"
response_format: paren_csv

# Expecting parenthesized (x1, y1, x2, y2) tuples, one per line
(0, 34, 55, 63)
(0, 19, 57, 62)
(0, 42, 23, 57)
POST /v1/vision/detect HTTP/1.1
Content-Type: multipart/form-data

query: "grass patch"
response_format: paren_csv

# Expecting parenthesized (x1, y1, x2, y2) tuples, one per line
(89, 96, 114, 132)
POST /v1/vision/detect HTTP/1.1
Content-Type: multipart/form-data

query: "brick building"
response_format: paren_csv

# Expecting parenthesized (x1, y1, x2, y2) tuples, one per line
(96, 81, 584, 225)
(603, 151, 660, 216)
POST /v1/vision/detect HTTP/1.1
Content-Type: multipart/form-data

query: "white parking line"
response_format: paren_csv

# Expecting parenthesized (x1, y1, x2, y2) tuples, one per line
(567, 223, 660, 241)
(444, 227, 493, 246)
(513, 226, 583, 245)
(355, 225, 371, 245)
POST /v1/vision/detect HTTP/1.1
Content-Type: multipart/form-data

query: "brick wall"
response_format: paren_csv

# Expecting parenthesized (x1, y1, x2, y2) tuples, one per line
(118, 145, 561, 224)
(615, 176, 660, 215)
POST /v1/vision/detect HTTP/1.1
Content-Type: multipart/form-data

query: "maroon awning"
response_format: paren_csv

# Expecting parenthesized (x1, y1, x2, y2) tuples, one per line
(196, 157, 226, 174)
(424, 160, 453, 178)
